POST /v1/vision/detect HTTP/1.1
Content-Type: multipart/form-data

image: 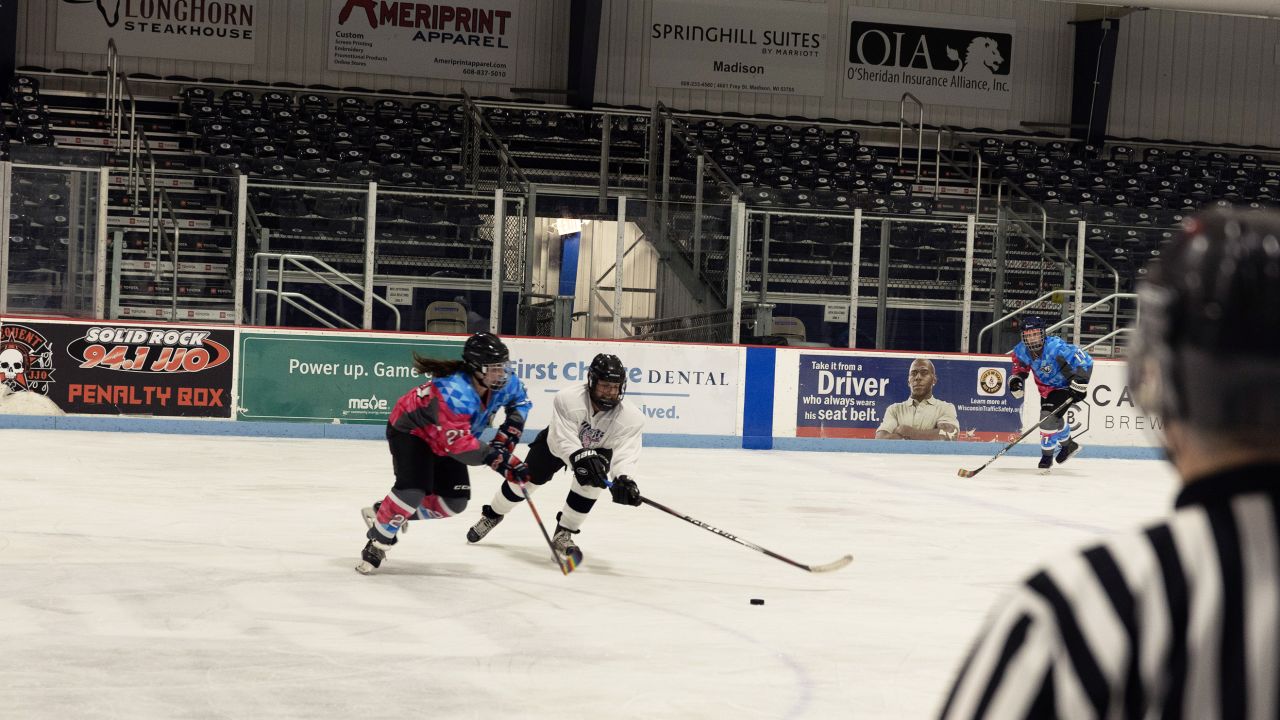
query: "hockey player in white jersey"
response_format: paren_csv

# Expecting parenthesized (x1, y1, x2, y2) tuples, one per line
(467, 353, 644, 564)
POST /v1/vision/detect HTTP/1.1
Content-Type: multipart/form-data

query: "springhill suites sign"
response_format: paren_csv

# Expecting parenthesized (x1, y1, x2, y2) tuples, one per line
(649, 0, 827, 97)
(841, 6, 1014, 110)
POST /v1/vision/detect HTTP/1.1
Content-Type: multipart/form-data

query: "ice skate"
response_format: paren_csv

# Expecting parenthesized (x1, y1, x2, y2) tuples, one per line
(1056, 439, 1082, 464)
(355, 537, 394, 575)
(552, 525, 583, 567)
(466, 504, 504, 543)
(1038, 451, 1054, 474)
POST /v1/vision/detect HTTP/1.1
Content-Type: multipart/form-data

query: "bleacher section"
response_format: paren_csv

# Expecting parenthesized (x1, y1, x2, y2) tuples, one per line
(8, 66, 1279, 345)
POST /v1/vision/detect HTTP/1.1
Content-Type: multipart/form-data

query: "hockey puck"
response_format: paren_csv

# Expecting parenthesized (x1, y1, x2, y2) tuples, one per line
(750, 598, 764, 605)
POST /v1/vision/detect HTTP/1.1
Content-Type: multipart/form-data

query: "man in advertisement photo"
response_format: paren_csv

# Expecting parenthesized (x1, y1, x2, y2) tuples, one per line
(876, 358, 958, 440)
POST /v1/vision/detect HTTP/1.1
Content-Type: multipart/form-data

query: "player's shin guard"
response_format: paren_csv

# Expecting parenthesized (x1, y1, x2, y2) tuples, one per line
(368, 491, 421, 542)
(556, 478, 603, 532)
(415, 493, 466, 520)
(489, 476, 533, 516)
(1038, 412, 1068, 453)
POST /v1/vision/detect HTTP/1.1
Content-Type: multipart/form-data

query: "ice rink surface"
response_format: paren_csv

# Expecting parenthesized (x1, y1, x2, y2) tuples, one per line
(0, 430, 1180, 719)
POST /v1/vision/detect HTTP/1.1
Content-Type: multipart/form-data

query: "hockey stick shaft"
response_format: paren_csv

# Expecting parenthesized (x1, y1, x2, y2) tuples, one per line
(639, 496, 852, 573)
(958, 397, 1078, 477)
(518, 483, 571, 575)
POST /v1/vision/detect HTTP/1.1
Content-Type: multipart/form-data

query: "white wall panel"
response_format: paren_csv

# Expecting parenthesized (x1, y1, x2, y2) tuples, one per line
(16, 0, 570, 98)
(596, 0, 1077, 131)
(1110, 8, 1279, 146)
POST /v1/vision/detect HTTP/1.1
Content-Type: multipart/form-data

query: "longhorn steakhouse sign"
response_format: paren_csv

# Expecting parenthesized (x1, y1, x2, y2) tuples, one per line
(841, 6, 1015, 110)
(327, 0, 520, 83)
(55, 0, 260, 63)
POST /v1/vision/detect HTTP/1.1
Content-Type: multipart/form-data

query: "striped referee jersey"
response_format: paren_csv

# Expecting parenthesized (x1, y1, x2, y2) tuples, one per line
(940, 463, 1280, 719)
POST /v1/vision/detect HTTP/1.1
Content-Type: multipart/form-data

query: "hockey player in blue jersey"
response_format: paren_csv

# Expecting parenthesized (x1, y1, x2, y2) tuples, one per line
(1009, 315, 1094, 472)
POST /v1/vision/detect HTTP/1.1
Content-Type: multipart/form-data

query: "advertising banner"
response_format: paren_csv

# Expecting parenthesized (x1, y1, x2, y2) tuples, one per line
(795, 353, 1021, 441)
(508, 338, 740, 436)
(236, 332, 740, 435)
(237, 331, 461, 423)
(0, 319, 234, 417)
(55, 0, 260, 64)
(648, 0, 828, 97)
(327, 0, 520, 83)
(1056, 360, 1163, 448)
(841, 6, 1014, 110)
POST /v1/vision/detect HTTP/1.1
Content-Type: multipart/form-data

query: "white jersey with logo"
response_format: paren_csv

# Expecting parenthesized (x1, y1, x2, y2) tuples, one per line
(546, 383, 644, 479)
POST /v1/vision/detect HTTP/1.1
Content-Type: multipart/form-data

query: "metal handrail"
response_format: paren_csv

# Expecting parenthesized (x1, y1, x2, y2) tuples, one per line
(255, 288, 356, 329)
(974, 289, 1075, 353)
(461, 90, 531, 194)
(1045, 292, 1139, 335)
(898, 93, 925, 180)
(654, 101, 741, 197)
(1083, 327, 1136, 355)
(253, 252, 402, 330)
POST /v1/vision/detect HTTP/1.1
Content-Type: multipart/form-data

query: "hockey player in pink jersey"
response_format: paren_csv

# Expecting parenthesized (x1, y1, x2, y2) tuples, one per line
(357, 332, 532, 574)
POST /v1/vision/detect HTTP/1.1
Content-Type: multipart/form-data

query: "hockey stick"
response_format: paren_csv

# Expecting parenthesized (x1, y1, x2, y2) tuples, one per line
(957, 397, 1078, 478)
(639, 496, 853, 573)
(518, 483, 581, 575)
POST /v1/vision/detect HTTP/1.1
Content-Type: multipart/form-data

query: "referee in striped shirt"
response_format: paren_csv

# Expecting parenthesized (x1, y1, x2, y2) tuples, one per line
(940, 207, 1280, 719)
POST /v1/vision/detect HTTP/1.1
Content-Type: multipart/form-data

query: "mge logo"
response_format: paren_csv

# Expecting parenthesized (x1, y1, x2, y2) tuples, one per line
(348, 395, 389, 411)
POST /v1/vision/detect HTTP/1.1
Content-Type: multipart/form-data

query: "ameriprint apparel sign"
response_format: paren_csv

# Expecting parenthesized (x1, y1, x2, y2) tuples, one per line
(56, 0, 260, 63)
(648, 0, 827, 97)
(841, 6, 1014, 110)
(327, 0, 520, 83)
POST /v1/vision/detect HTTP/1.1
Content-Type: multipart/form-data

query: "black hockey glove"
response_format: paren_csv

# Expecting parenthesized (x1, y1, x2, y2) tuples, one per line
(490, 415, 524, 455)
(609, 476, 641, 506)
(570, 448, 611, 489)
(1069, 376, 1088, 404)
(483, 446, 518, 475)
(1009, 374, 1027, 399)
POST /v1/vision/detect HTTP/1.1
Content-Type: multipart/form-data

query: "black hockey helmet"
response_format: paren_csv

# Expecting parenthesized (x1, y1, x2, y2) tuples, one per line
(1129, 207, 1280, 436)
(588, 353, 626, 409)
(1019, 315, 1047, 355)
(462, 332, 510, 390)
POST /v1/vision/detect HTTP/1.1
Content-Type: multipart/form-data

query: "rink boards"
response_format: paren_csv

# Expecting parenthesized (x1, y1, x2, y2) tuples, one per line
(0, 315, 1161, 456)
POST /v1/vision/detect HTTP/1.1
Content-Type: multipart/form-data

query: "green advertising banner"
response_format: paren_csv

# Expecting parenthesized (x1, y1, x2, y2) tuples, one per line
(237, 332, 463, 423)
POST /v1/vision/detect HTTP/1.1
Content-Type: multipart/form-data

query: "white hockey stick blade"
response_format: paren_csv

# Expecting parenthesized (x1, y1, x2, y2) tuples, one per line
(807, 554, 854, 573)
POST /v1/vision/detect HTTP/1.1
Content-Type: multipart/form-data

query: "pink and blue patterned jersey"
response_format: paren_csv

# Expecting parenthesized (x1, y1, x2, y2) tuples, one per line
(1011, 335, 1094, 398)
(388, 370, 532, 464)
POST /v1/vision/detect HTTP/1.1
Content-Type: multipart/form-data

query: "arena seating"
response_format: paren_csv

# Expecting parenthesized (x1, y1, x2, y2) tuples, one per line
(9, 67, 1276, 340)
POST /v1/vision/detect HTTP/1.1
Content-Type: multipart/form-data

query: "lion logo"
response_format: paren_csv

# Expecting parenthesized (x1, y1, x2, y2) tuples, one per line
(946, 37, 1004, 76)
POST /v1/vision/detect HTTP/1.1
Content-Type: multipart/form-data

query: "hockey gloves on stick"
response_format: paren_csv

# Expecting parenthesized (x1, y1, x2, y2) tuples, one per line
(1069, 378, 1088, 404)
(570, 448, 611, 488)
(506, 458, 530, 485)
(484, 446, 528, 483)
(490, 415, 524, 455)
(1009, 374, 1027, 399)
(609, 476, 641, 506)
